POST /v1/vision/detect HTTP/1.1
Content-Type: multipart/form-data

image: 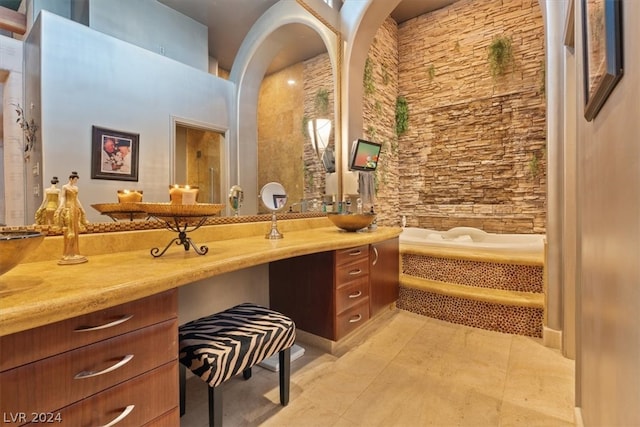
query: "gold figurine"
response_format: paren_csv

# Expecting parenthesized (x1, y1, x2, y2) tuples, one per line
(54, 171, 89, 265)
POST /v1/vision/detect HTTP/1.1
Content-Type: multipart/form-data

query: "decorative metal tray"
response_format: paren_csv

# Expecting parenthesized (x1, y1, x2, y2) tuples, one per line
(91, 203, 148, 221)
(138, 203, 225, 218)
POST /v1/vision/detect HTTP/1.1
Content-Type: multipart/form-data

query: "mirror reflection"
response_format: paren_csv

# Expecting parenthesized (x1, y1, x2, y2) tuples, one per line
(174, 124, 223, 205)
(228, 185, 244, 217)
(260, 182, 288, 212)
(257, 25, 334, 215)
(0, 2, 336, 230)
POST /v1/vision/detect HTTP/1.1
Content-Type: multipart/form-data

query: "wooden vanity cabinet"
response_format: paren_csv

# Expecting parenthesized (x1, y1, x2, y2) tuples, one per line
(0, 290, 179, 426)
(269, 239, 399, 341)
(370, 237, 400, 316)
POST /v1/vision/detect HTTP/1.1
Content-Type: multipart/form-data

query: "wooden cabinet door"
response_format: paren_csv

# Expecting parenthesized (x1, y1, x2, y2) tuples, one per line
(370, 238, 399, 316)
(269, 251, 335, 339)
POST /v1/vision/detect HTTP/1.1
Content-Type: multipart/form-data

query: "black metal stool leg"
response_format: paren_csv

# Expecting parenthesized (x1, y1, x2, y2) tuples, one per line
(243, 367, 252, 380)
(279, 347, 291, 406)
(208, 385, 222, 427)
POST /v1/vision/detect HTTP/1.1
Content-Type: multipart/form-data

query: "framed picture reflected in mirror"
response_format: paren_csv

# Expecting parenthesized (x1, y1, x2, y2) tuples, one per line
(91, 126, 140, 181)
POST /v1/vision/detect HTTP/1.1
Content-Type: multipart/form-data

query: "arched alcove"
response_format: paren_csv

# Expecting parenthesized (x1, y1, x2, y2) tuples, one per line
(230, 2, 338, 213)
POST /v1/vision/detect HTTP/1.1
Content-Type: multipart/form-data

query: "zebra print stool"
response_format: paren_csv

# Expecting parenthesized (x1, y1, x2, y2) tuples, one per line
(178, 303, 296, 427)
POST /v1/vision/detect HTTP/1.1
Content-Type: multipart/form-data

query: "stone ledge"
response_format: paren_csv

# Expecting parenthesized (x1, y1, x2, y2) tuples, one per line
(400, 274, 543, 309)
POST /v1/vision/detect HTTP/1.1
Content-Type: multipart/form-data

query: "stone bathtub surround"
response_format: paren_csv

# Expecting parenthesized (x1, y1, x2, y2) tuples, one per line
(399, 243, 545, 338)
(402, 254, 544, 293)
(0, 218, 401, 337)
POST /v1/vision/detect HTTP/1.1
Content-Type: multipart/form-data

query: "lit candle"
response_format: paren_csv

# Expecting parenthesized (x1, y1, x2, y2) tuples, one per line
(169, 185, 198, 205)
(181, 187, 198, 205)
(117, 189, 143, 203)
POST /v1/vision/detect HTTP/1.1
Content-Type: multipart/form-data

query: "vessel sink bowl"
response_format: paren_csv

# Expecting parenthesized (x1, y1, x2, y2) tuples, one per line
(327, 212, 376, 232)
(0, 231, 45, 276)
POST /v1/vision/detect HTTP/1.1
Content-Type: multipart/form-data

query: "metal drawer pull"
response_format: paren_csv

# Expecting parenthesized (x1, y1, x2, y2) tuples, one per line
(100, 405, 135, 427)
(372, 247, 379, 265)
(74, 314, 134, 332)
(349, 269, 362, 275)
(349, 291, 362, 299)
(349, 250, 362, 256)
(74, 354, 134, 379)
(349, 314, 362, 323)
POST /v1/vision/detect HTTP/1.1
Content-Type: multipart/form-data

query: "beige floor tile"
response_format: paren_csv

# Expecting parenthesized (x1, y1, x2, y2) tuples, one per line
(502, 336, 575, 424)
(181, 310, 575, 427)
(499, 401, 576, 427)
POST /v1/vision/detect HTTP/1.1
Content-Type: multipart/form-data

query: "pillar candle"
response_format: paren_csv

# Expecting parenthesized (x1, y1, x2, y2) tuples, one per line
(117, 190, 143, 203)
(169, 185, 198, 205)
(181, 188, 198, 205)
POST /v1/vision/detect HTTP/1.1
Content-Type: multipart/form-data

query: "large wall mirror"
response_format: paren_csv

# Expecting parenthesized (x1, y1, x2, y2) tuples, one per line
(0, 1, 337, 230)
(257, 23, 334, 214)
(232, 1, 339, 214)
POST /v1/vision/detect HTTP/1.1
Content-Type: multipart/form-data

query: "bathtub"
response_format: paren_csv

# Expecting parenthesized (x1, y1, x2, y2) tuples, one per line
(400, 226, 545, 255)
(398, 226, 546, 337)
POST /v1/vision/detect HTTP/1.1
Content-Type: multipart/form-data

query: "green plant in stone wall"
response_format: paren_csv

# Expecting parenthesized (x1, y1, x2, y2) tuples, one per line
(302, 115, 310, 138)
(304, 161, 314, 188)
(364, 57, 375, 95)
(381, 64, 390, 85)
(427, 64, 436, 81)
(395, 95, 409, 136)
(367, 125, 377, 140)
(528, 151, 544, 178)
(487, 35, 514, 77)
(390, 138, 398, 155)
(374, 100, 383, 116)
(539, 60, 546, 97)
(314, 88, 330, 116)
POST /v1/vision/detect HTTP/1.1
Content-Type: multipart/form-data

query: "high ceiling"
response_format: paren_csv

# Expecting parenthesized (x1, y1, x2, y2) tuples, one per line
(157, 0, 458, 74)
(0, 0, 458, 74)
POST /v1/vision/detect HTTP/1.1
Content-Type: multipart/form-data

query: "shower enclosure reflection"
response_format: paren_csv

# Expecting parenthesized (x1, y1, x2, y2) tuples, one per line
(174, 124, 224, 205)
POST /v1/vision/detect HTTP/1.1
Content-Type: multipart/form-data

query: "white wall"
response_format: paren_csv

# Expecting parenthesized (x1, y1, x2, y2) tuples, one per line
(34, 11, 233, 222)
(0, 35, 24, 226)
(88, 0, 208, 71)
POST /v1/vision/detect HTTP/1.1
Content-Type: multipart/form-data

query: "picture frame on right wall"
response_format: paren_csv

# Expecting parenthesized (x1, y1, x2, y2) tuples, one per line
(582, 0, 623, 121)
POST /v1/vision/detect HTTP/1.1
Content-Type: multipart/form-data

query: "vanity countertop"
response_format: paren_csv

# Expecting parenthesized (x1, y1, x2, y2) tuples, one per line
(0, 222, 401, 337)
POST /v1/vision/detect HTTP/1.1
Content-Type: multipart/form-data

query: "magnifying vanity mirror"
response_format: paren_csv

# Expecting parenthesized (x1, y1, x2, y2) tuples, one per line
(228, 185, 244, 217)
(260, 182, 287, 239)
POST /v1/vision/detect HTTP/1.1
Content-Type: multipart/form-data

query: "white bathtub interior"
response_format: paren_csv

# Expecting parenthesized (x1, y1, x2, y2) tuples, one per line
(400, 227, 545, 253)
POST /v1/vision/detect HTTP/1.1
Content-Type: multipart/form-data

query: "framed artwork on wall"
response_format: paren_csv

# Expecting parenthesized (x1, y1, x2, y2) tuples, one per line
(91, 126, 140, 181)
(564, 0, 575, 47)
(582, 0, 623, 121)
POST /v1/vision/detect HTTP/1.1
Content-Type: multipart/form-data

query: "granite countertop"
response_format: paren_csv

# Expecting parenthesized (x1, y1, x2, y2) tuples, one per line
(0, 222, 401, 337)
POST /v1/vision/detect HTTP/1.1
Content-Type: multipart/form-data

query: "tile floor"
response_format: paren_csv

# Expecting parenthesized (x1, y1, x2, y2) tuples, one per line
(180, 309, 575, 427)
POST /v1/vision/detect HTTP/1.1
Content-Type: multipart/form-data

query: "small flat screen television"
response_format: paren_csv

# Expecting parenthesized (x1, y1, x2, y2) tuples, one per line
(349, 139, 382, 171)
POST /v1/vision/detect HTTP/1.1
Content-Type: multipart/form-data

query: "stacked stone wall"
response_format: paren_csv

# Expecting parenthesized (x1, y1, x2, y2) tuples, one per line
(361, 17, 400, 225)
(365, 0, 546, 233)
(303, 53, 334, 202)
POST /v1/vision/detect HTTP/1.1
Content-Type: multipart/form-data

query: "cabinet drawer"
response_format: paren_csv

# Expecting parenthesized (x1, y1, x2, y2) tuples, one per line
(0, 290, 177, 371)
(335, 300, 369, 340)
(0, 319, 177, 417)
(143, 407, 181, 426)
(21, 362, 178, 427)
(335, 245, 369, 266)
(335, 278, 370, 315)
(335, 257, 369, 286)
